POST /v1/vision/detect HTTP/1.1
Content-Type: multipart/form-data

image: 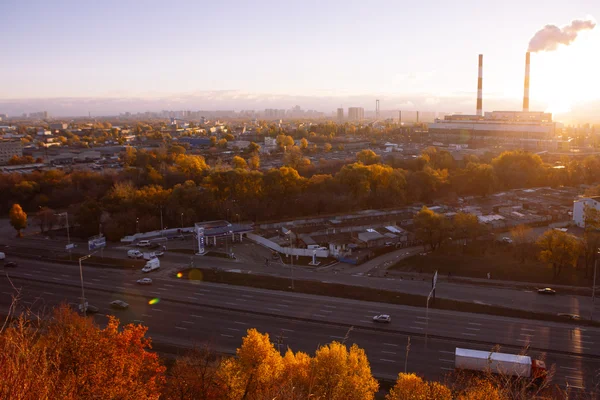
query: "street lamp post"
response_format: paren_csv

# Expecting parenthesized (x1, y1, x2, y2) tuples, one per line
(181, 213, 184, 229)
(136, 218, 139, 234)
(78, 254, 92, 317)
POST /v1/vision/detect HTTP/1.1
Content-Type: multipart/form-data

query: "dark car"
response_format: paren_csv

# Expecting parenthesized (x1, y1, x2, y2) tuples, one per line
(4, 261, 17, 268)
(537, 288, 556, 295)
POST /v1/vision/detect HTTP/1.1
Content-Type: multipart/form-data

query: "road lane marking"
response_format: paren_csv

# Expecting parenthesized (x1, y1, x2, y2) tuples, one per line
(158, 288, 167, 291)
(409, 326, 424, 330)
(380, 359, 395, 363)
(164, 284, 174, 287)
(565, 376, 583, 381)
(241, 294, 253, 298)
(187, 296, 198, 300)
(560, 366, 578, 370)
(91, 278, 100, 282)
(281, 328, 295, 332)
(414, 321, 427, 325)
(368, 310, 379, 313)
(228, 328, 240, 332)
(23, 273, 32, 276)
(441, 367, 454, 371)
(226, 302, 237, 306)
(382, 351, 396, 355)
(360, 320, 371, 323)
(439, 350, 454, 354)
(323, 305, 336, 309)
(52, 278, 62, 281)
(142, 314, 152, 317)
(462, 333, 476, 337)
(221, 334, 234, 338)
(384, 343, 399, 347)
(466, 328, 480, 331)
(319, 310, 332, 313)
(267, 307, 281, 312)
(313, 314, 327, 318)
(280, 299, 292, 303)
(175, 326, 187, 330)
(330, 336, 345, 339)
(198, 289, 211, 293)
(116, 286, 125, 290)
(468, 322, 482, 326)
(439, 359, 454, 363)
(61, 274, 69, 278)
(181, 321, 193, 324)
(521, 328, 535, 332)
(152, 308, 163, 312)
(416, 316, 430, 320)
(191, 314, 203, 318)
(234, 321, 247, 325)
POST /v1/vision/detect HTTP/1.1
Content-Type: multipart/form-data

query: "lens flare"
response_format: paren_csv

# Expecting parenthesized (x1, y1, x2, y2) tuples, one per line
(148, 298, 160, 305)
(176, 272, 183, 278)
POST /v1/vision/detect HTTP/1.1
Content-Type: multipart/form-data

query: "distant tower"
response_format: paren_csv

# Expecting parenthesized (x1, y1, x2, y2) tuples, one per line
(398, 110, 402, 125)
(416, 111, 420, 124)
(523, 52, 531, 112)
(477, 54, 483, 116)
(375, 99, 380, 119)
(337, 108, 344, 121)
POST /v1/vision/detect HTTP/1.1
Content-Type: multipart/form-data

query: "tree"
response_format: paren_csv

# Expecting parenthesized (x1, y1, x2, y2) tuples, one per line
(248, 155, 260, 170)
(9, 204, 27, 237)
(300, 137, 308, 150)
(323, 143, 332, 152)
(356, 149, 381, 165)
(510, 224, 534, 263)
(414, 206, 450, 251)
(35, 206, 58, 234)
(0, 306, 165, 399)
(246, 141, 260, 154)
(536, 229, 581, 278)
(453, 212, 482, 245)
(386, 373, 451, 400)
(232, 156, 248, 170)
(276, 134, 294, 149)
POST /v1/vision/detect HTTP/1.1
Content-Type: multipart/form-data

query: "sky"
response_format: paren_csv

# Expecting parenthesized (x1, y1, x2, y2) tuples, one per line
(1, 0, 599, 120)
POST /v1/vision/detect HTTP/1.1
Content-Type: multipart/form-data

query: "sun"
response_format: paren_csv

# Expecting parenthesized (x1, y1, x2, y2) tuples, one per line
(531, 25, 600, 115)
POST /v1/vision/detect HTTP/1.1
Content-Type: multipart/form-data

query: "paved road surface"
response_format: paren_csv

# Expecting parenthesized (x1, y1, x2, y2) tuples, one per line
(1, 274, 598, 392)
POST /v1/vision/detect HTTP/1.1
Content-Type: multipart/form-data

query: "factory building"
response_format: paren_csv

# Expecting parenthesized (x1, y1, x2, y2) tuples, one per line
(428, 53, 565, 149)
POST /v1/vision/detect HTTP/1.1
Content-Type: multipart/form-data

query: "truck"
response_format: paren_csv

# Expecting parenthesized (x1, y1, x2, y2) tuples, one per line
(142, 258, 160, 273)
(455, 348, 546, 382)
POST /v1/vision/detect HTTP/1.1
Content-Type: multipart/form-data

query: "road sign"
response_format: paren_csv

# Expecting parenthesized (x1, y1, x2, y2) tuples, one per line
(66, 243, 75, 250)
(195, 226, 205, 254)
(88, 235, 106, 251)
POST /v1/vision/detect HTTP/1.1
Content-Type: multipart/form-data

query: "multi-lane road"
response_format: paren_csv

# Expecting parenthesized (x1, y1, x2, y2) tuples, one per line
(1, 256, 599, 392)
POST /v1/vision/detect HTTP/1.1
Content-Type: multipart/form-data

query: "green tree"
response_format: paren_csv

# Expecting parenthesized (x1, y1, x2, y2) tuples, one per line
(9, 203, 27, 237)
(536, 229, 581, 278)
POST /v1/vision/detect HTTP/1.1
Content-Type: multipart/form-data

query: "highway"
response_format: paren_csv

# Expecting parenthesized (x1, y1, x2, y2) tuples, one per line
(1, 257, 599, 392)
(5, 236, 599, 318)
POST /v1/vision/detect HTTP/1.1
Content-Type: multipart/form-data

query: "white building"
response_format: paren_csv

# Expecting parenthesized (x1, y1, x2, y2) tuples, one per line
(573, 197, 600, 228)
(0, 140, 23, 165)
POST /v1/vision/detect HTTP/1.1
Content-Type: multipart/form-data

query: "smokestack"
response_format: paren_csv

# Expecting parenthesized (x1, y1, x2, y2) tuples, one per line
(398, 110, 402, 124)
(523, 52, 530, 112)
(476, 54, 483, 116)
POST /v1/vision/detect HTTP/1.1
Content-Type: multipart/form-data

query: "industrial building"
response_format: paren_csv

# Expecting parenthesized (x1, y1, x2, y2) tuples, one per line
(428, 53, 565, 149)
(0, 139, 23, 165)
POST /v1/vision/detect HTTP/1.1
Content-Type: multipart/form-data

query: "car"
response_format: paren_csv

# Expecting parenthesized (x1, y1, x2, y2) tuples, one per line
(153, 251, 164, 258)
(0, 252, 5, 260)
(137, 240, 151, 247)
(558, 313, 580, 320)
(372, 314, 391, 323)
(137, 278, 153, 285)
(127, 249, 143, 259)
(500, 237, 513, 244)
(537, 288, 556, 295)
(4, 261, 17, 268)
(110, 300, 129, 310)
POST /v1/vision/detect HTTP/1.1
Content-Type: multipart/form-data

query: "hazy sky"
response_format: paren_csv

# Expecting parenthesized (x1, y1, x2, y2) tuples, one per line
(1, 0, 599, 117)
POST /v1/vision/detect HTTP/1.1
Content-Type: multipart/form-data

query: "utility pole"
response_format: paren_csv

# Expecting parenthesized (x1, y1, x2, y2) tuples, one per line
(159, 207, 164, 236)
(78, 254, 92, 317)
(404, 336, 411, 373)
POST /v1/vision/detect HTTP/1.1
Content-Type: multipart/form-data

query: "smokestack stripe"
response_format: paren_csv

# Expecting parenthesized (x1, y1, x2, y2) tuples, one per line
(476, 54, 483, 116)
(523, 52, 530, 112)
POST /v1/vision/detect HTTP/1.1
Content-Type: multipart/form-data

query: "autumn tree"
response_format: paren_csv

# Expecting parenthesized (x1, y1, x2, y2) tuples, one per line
(537, 229, 581, 278)
(0, 306, 165, 399)
(510, 224, 534, 263)
(232, 156, 248, 170)
(323, 143, 332, 152)
(386, 373, 451, 400)
(248, 154, 260, 170)
(414, 206, 450, 251)
(356, 149, 381, 165)
(300, 137, 308, 150)
(453, 212, 482, 246)
(9, 203, 27, 237)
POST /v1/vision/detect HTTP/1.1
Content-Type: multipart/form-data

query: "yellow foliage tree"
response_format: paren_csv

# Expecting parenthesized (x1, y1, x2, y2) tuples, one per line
(386, 373, 452, 400)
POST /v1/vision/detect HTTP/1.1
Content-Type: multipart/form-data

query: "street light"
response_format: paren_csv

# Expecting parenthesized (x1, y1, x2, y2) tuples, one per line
(136, 218, 139, 233)
(78, 254, 92, 317)
(181, 213, 184, 229)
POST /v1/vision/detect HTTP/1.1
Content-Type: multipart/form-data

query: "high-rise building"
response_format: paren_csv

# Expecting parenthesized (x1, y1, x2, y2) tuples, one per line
(347, 107, 364, 121)
(337, 108, 344, 121)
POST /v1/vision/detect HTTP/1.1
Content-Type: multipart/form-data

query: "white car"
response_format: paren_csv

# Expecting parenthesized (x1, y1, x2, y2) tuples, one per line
(127, 250, 143, 259)
(137, 240, 151, 247)
(137, 278, 152, 285)
(110, 300, 129, 310)
(372, 314, 391, 323)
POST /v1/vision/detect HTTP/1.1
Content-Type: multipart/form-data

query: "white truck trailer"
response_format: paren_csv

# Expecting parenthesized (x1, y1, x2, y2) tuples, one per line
(455, 348, 547, 382)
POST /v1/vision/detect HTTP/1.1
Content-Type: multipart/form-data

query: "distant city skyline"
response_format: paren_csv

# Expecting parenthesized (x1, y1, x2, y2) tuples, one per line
(1, 0, 599, 122)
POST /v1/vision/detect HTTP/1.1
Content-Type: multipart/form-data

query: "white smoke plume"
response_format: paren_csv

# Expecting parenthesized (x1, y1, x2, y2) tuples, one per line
(528, 19, 596, 52)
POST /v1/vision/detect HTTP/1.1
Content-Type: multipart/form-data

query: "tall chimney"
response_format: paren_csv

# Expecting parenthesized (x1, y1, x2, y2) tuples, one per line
(476, 54, 483, 116)
(523, 52, 530, 112)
